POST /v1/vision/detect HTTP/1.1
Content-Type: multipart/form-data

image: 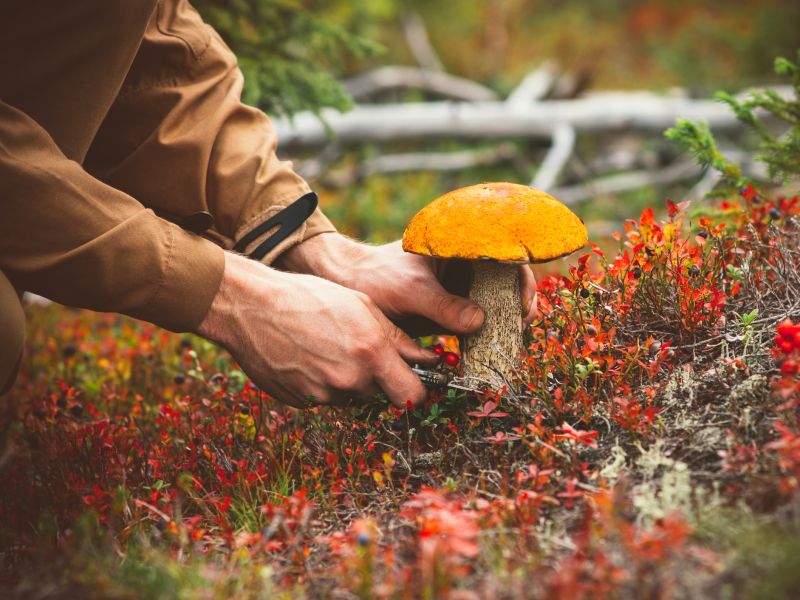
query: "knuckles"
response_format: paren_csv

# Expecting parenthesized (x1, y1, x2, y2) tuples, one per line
(350, 339, 381, 363)
(326, 367, 369, 393)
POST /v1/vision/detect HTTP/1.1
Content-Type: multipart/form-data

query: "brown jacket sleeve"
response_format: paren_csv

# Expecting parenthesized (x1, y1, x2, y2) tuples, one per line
(0, 101, 224, 333)
(84, 0, 336, 264)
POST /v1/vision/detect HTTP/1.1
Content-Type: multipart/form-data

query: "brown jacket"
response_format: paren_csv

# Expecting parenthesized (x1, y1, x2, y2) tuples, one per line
(0, 0, 335, 332)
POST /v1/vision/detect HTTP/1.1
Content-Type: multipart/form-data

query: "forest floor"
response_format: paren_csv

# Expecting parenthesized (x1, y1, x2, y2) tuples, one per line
(2, 183, 800, 599)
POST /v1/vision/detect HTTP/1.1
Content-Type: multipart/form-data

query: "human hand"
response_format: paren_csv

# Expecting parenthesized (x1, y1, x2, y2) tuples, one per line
(197, 252, 436, 408)
(278, 233, 538, 332)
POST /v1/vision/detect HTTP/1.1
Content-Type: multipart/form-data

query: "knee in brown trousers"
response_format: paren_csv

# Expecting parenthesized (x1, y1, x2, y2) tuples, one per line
(0, 271, 24, 394)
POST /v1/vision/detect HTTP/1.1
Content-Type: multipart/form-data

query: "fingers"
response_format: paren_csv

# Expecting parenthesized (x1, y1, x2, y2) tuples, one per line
(380, 317, 438, 366)
(363, 300, 437, 364)
(520, 265, 538, 327)
(372, 346, 428, 408)
(414, 278, 485, 334)
(363, 301, 430, 407)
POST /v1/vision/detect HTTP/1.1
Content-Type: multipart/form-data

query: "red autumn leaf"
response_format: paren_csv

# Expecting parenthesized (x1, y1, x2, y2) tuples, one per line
(467, 400, 509, 418)
(554, 422, 599, 446)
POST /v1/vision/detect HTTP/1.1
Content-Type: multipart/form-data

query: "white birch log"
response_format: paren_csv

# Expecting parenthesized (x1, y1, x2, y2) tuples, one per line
(275, 92, 776, 148)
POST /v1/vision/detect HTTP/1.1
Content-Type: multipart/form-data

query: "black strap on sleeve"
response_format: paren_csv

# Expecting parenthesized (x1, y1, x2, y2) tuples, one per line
(233, 192, 319, 261)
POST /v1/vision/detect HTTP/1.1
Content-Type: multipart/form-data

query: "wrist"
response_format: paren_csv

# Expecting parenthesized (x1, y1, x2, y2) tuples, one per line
(276, 232, 363, 283)
(196, 252, 261, 348)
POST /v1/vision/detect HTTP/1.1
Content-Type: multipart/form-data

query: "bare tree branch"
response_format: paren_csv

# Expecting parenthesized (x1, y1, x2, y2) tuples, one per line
(318, 144, 518, 188)
(343, 66, 498, 102)
(531, 123, 576, 189)
(551, 150, 769, 205)
(551, 160, 702, 205)
(506, 61, 559, 106)
(402, 12, 444, 72)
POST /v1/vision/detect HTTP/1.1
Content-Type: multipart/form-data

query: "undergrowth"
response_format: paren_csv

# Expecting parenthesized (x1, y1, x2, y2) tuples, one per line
(1, 56, 800, 599)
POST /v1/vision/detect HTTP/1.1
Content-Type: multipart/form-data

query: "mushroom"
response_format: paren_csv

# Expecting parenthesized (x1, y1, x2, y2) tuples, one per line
(402, 182, 587, 389)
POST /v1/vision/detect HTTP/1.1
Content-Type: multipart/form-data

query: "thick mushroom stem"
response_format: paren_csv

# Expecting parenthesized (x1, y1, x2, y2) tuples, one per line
(462, 261, 523, 389)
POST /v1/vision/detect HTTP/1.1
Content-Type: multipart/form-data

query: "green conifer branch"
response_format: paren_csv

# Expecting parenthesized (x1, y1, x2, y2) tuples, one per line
(194, 0, 380, 118)
(667, 52, 800, 190)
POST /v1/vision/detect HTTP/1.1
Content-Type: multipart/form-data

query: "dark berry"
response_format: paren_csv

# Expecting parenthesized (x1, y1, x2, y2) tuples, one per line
(649, 340, 662, 355)
(580, 288, 591, 298)
(69, 404, 84, 417)
(586, 325, 598, 336)
(180, 338, 193, 349)
(240, 405, 251, 415)
(355, 532, 371, 547)
(156, 519, 169, 531)
(174, 373, 186, 385)
(32, 409, 46, 420)
(631, 267, 642, 279)
(210, 373, 225, 384)
(697, 230, 708, 239)
(56, 397, 67, 409)
(62, 344, 77, 359)
(689, 265, 701, 276)
(770, 207, 782, 219)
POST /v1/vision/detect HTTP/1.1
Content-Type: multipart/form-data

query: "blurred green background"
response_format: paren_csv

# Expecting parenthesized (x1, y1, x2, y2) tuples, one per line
(195, 0, 799, 245)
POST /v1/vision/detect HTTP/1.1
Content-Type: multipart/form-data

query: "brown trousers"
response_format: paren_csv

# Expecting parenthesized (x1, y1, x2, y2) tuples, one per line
(0, 271, 24, 394)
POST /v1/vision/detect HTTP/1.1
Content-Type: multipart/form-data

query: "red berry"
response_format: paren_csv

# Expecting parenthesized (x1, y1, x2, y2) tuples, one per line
(781, 340, 794, 354)
(777, 320, 795, 339)
(433, 344, 444, 356)
(780, 360, 798, 376)
(443, 352, 459, 366)
(794, 331, 800, 349)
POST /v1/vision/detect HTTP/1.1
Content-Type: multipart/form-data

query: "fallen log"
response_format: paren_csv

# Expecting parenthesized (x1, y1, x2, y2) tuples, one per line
(275, 91, 776, 148)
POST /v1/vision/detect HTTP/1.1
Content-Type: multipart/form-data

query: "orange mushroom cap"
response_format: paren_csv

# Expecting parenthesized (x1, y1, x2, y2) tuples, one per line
(402, 182, 588, 263)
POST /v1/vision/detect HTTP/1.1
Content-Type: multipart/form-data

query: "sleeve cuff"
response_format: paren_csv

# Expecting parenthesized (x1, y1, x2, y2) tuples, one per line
(139, 221, 225, 333)
(233, 187, 337, 266)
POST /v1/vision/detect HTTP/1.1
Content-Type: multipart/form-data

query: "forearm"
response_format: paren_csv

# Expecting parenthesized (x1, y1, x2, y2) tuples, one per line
(0, 101, 224, 332)
(83, 3, 336, 265)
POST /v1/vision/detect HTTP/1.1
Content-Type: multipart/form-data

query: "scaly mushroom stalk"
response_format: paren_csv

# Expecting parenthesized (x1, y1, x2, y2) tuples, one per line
(461, 262, 522, 388)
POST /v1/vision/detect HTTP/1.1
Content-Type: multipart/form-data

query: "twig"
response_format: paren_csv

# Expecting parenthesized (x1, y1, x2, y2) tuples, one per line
(532, 122, 576, 190)
(550, 160, 702, 205)
(402, 12, 444, 72)
(506, 61, 559, 105)
(320, 144, 518, 187)
(343, 65, 498, 102)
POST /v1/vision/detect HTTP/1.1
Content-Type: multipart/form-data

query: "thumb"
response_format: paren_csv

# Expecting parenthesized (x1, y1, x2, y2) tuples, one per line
(416, 281, 485, 334)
